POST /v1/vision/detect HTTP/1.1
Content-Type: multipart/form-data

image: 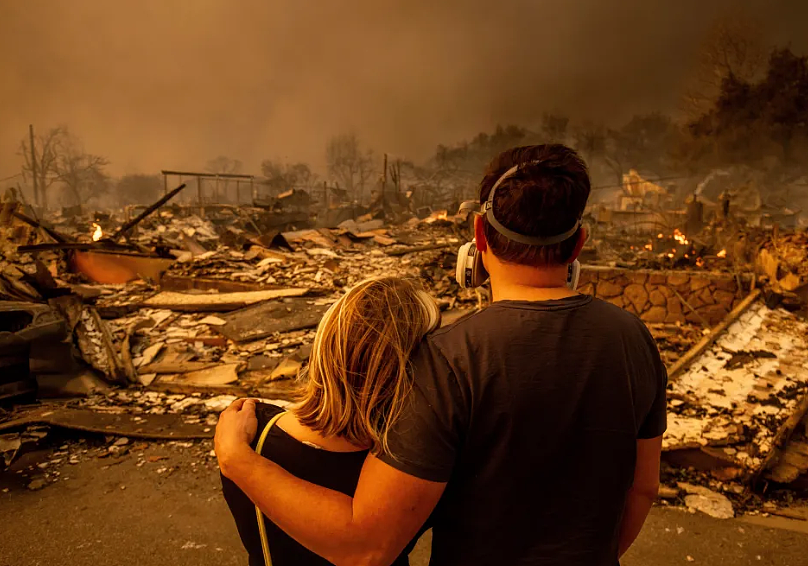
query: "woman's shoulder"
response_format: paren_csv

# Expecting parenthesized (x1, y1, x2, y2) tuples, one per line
(254, 405, 369, 496)
(255, 401, 289, 422)
(251, 401, 291, 450)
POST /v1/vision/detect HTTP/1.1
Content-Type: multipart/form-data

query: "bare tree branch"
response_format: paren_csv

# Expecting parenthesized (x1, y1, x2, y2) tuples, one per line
(19, 126, 66, 207)
(50, 130, 110, 206)
(325, 133, 375, 200)
(682, 14, 766, 118)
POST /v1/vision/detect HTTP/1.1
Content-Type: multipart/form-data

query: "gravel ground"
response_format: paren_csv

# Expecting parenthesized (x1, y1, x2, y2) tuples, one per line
(2, 434, 807, 566)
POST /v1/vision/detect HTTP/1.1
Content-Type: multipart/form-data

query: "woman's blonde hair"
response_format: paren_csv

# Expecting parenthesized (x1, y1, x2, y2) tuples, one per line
(294, 277, 441, 455)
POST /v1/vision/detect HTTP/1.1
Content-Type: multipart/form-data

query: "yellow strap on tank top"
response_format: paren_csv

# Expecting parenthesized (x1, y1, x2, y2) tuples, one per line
(255, 410, 286, 566)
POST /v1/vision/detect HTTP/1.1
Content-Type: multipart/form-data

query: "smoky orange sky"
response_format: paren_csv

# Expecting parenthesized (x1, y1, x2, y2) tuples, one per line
(2, 0, 807, 181)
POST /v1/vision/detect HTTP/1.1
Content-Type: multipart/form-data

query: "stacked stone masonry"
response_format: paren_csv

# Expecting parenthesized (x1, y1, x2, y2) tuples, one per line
(578, 266, 747, 326)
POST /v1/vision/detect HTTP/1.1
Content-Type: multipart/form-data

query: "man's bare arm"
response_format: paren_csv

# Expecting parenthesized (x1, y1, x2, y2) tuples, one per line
(221, 444, 444, 566)
(618, 435, 662, 557)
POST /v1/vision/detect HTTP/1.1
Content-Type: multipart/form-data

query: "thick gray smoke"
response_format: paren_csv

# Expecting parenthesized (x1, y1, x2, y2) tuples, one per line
(1, 0, 807, 179)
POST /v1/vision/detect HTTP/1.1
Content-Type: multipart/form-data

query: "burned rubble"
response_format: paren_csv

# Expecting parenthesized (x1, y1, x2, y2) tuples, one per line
(657, 299, 808, 518)
(2, 183, 808, 521)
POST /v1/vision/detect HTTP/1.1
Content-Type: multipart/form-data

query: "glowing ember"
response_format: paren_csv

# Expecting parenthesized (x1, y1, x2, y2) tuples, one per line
(717, 249, 727, 258)
(696, 257, 705, 267)
(657, 233, 664, 239)
(426, 210, 450, 223)
(92, 223, 103, 242)
(672, 228, 689, 246)
(667, 252, 674, 258)
(643, 243, 653, 251)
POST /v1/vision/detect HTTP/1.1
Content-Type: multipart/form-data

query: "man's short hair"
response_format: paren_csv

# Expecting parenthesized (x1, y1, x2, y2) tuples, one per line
(479, 144, 590, 267)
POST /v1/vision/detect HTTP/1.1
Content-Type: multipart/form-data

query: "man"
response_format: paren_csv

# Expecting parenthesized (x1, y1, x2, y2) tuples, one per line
(216, 144, 667, 566)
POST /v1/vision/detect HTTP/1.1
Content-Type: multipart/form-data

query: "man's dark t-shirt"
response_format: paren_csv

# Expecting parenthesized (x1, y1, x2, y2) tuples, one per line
(378, 295, 667, 566)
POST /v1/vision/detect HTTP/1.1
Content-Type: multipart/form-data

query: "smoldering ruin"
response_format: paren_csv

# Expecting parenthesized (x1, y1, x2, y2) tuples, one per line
(3, 2, 808, 565)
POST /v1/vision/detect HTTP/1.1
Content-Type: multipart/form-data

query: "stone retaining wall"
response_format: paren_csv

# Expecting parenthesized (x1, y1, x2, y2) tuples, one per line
(579, 266, 748, 325)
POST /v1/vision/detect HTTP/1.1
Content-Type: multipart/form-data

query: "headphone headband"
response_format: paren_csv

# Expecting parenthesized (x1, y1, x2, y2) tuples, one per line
(483, 161, 581, 246)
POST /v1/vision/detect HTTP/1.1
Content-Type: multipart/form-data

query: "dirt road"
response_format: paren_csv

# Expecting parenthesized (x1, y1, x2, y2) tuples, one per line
(2, 436, 807, 566)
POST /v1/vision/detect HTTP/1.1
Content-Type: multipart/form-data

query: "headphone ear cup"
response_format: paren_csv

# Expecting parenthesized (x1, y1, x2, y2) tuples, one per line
(456, 240, 489, 289)
(471, 250, 489, 287)
(456, 241, 473, 288)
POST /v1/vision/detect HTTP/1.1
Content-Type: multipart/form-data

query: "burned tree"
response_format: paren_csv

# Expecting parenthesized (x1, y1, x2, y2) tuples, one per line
(21, 127, 109, 207)
(287, 163, 317, 188)
(325, 133, 374, 200)
(52, 133, 110, 206)
(682, 14, 766, 118)
(19, 126, 65, 208)
(260, 160, 318, 191)
(684, 47, 808, 171)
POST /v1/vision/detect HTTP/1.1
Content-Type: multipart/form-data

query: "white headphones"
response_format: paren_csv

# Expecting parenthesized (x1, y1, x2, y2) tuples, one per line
(455, 239, 489, 289)
(455, 161, 583, 290)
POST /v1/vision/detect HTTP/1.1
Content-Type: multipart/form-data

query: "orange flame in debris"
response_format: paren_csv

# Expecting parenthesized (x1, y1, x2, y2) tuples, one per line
(717, 249, 727, 258)
(673, 228, 689, 246)
(644, 243, 653, 250)
(92, 223, 103, 242)
(426, 210, 449, 223)
(696, 257, 705, 267)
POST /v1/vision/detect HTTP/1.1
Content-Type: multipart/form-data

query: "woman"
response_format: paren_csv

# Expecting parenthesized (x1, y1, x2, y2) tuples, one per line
(221, 277, 440, 566)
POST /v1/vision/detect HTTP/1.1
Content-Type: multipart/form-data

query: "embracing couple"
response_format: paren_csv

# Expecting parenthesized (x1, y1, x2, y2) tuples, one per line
(215, 144, 667, 566)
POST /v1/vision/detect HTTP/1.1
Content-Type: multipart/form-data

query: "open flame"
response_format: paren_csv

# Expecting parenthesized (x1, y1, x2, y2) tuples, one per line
(92, 223, 103, 242)
(672, 228, 689, 246)
(717, 249, 727, 258)
(644, 229, 712, 267)
(425, 210, 450, 223)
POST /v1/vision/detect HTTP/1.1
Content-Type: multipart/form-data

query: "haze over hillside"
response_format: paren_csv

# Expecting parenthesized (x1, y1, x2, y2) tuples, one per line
(2, 0, 808, 180)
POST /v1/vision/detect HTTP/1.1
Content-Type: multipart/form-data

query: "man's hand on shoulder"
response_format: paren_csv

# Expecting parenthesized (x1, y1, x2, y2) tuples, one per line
(215, 398, 258, 477)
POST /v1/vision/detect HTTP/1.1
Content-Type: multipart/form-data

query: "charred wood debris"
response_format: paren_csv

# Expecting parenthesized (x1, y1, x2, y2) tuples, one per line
(1, 186, 808, 521)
